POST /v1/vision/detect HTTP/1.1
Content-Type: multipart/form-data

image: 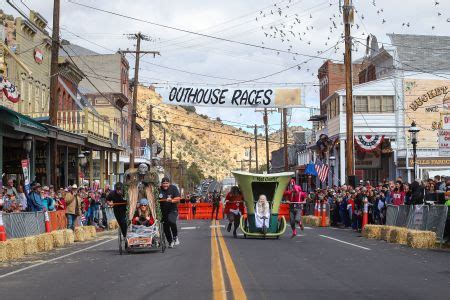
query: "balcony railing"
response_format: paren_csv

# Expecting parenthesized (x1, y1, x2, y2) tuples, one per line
(27, 109, 110, 141)
(119, 147, 151, 162)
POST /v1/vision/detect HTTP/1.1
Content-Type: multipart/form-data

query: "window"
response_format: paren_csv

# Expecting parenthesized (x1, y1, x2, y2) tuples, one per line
(354, 96, 368, 113)
(369, 96, 382, 112)
(382, 96, 394, 112)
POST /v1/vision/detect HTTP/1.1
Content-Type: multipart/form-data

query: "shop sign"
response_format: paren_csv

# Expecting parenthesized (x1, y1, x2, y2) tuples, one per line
(438, 129, 450, 156)
(21, 159, 30, 194)
(355, 151, 381, 169)
(161, 86, 302, 108)
(409, 157, 450, 166)
(34, 48, 43, 63)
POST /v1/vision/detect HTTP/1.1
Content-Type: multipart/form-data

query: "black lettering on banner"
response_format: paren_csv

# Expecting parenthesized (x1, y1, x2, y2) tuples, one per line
(175, 88, 184, 102)
(254, 90, 264, 105)
(188, 88, 197, 103)
(240, 90, 249, 105)
(248, 90, 256, 105)
(212, 89, 220, 104)
(231, 90, 242, 105)
(263, 89, 273, 105)
(197, 89, 205, 103)
(219, 89, 228, 104)
(203, 89, 211, 104)
(183, 88, 192, 102)
(169, 87, 177, 101)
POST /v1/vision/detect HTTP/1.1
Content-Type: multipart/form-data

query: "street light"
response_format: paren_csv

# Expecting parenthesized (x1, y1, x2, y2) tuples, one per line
(408, 121, 420, 180)
(329, 155, 336, 187)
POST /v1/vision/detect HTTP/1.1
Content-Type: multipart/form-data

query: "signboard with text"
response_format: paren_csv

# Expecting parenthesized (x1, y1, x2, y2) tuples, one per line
(161, 86, 302, 108)
(438, 129, 450, 156)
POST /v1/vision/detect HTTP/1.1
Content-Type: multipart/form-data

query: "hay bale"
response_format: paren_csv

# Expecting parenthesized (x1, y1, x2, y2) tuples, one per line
(23, 236, 38, 255)
(407, 230, 437, 249)
(380, 226, 395, 241)
(389, 227, 409, 245)
(301, 216, 309, 226)
(107, 220, 118, 230)
(63, 229, 75, 245)
(362, 225, 383, 239)
(0, 242, 7, 262)
(87, 226, 97, 238)
(74, 227, 85, 242)
(83, 226, 94, 240)
(51, 230, 65, 248)
(6, 239, 25, 260)
(310, 216, 321, 227)
(36, 233, 54, 252)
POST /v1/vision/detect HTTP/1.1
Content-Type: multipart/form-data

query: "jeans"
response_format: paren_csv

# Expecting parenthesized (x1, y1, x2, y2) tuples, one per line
(67, 214, 77, 230)
(228, 213, 241, 233)
(289, 207, 302, 231)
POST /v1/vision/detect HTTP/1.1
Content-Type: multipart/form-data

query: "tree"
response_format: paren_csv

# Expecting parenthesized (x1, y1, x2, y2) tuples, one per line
(185, 162, 205, 188)
(182, 106, 196, 113)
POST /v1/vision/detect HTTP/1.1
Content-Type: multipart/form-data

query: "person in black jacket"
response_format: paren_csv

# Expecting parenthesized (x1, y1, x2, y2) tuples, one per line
(410, 180, 425, 205)
(159, 177, 181, 248)
(106, 182, 127, 237)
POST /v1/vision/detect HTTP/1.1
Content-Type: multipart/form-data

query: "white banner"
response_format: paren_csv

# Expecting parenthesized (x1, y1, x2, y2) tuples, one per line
(160, 86, 302, 108)
(438, 129, 450, 156)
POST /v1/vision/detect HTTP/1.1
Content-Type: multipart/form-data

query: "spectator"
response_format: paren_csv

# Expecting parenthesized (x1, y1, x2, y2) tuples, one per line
(17, 185, 27, 211)
(28, 183, 44, 212)
(65, 184, 80, 230)
(410, 180, 424, 205)
(5, 179, 18, 198)
(391, 181, 405, 206)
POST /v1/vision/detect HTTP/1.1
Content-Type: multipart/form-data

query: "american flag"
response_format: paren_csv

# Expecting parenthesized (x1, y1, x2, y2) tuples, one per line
(315, 162, 329, 183)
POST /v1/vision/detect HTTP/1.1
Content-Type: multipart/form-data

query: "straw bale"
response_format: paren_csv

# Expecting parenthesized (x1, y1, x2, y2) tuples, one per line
(51, 230, 65, 248)
(23, 236, 38, 255)
(0, 241, 7, 262)
(301, 216, 309, 226)
(407, 230, 436, 249)
(309, 216, 321, 227)
(6, 238, 25, 260)
(36, 233, 54, 252)
(63, 229, 75, 245)
(88, 226, 97, 238)
(74, 227, 85, 242)
(84, 226, 96, 239)
(362, 225, 383, 239)
(380, 226, 395, 241)
(389, 227, 409, 245)
(108, 220, 119, 230)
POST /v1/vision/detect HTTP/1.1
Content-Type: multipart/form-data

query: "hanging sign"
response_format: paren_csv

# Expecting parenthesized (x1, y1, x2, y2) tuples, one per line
(34, 48, 44, 63)
(160, 86, 302, 108)
(438, 129, 450, 156)
(355, 135, 384, 152)
(21, 159, 30, 195)
(0, 76, 21, 103)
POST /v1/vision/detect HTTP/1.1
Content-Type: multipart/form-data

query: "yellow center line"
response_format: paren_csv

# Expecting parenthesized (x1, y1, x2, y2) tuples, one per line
(211, 220, 227, 300)
(216, 220, 247, 300)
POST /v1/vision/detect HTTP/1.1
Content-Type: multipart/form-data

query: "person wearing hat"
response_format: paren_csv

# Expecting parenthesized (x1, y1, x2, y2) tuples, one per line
(132, 198, 155, 227)
(27, 182, 44, 212)
(159, 176, 181, 248)
(65, 184, 81, 230)
(106, 182, 128, 238)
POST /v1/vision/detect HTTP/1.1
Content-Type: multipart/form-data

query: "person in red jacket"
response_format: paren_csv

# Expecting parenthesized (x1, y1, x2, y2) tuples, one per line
(284, 178, 307, 237)
(132, 198, 155, 227)
(224, 186, 245, 238)
(391, 181, 406, 206)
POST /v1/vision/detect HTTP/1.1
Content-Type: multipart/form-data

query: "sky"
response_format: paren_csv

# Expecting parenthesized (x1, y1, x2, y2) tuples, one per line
(2, 0, 450, 133)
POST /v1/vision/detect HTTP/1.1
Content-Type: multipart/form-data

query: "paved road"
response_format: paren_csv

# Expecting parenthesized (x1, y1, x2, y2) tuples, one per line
(1, 220, 449, 300)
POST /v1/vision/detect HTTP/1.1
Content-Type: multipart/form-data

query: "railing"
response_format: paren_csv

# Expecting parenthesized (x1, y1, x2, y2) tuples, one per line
(119, 147, 151, 161)
(27, 109, 110, 141)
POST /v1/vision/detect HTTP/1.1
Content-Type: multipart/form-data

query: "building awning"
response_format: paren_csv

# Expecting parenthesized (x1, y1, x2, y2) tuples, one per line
(0, 105, 48, 137)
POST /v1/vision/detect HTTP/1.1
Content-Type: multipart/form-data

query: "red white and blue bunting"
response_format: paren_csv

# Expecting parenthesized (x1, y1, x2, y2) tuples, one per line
(0, 76, 20, 103)
(355, 135, 384, 152)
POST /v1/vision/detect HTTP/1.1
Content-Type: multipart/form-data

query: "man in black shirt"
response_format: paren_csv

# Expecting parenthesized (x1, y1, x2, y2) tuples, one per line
(106, 182, 127, 237)
(159, 177, 181, 248)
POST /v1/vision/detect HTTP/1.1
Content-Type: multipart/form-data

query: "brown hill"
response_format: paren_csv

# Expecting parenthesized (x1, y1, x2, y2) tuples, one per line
(136, 86, 280, 180)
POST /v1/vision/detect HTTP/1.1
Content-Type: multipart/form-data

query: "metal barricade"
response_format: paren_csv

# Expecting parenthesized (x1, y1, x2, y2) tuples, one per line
(406, 205, 429, 231)
(425, 205, 448, 244)
(395, 205, 411, 227)
(385, 205, 399, 226)
(3, 211, 46, 239)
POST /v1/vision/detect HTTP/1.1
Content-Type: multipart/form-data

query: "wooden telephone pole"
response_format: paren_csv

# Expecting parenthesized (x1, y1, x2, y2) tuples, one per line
(49, 0, 60, 186)
(247, 124, 264, 172)
(121, 33, 160, 168)
(343, 0, 355, 182)
(148, 105, 153, 147)
(283, 108, 289, 171)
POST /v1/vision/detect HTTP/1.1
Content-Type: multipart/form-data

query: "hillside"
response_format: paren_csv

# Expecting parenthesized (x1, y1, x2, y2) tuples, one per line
(136, 86, 280, 180)
(269, 125, 311, 145)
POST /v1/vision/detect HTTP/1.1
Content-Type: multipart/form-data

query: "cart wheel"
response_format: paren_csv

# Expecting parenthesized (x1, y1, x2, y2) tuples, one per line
(118, 229, 123, 255)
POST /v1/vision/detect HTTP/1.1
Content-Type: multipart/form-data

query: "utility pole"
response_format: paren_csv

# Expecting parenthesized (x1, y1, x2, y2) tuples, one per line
(163, 127, 166, 171)
(148, 104, 153, 147)
(249, 146, 252, 172)
(49, 0, 60, 186)
(247, 124, 264, 172)
(121, 33, 160, 168)
(283, 108, 289, 171)
(343, 0, 355, 183)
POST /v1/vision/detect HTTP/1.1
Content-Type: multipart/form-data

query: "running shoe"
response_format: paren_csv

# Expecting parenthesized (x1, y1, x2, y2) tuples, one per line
(174, 237, 180, 246)
(168, 241, 174, 248)
(291, 229, 297, 238)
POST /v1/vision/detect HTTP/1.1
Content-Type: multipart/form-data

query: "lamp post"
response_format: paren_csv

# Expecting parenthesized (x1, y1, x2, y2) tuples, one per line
(78, 151, 89, 185)
(408, 121, 420, 180)
(329, 155, 336, 187)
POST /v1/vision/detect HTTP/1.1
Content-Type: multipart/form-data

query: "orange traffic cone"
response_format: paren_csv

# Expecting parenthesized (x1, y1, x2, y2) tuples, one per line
(362, 201, 369, 229)
(321, 201, 327, 227)
(44, 210, 52, 232)
(0, 211, 7, 241)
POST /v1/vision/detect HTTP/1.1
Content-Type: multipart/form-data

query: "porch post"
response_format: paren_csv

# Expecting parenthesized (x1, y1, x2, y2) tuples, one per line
(116, 151, 120, 184)
(89, 149, 94, 188)
(109, 151, 113, 186)
(46, 142, 51, 186)
(100, 150, 105, 189)
(64, 146, 69, 187)
(339, 137, 346, 185)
